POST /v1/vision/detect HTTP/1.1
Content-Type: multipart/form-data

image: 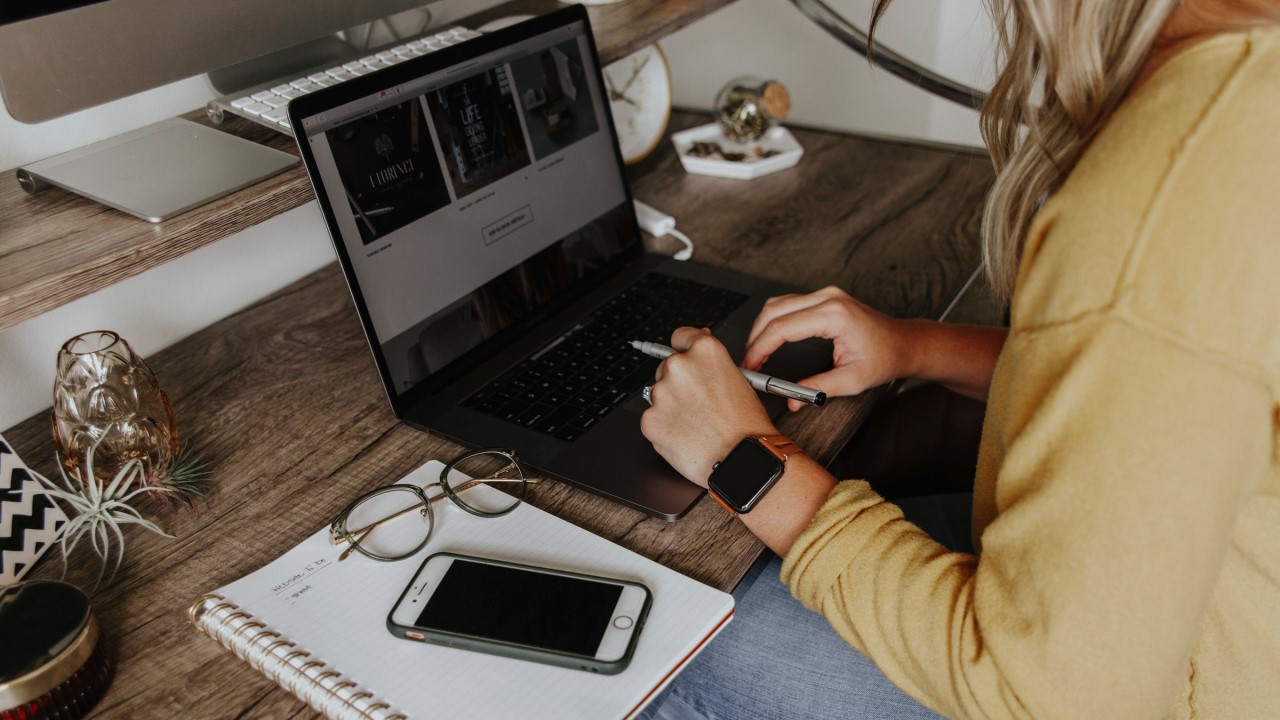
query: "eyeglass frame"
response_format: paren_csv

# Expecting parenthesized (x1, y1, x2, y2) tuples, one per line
(328, 448, 536, 562)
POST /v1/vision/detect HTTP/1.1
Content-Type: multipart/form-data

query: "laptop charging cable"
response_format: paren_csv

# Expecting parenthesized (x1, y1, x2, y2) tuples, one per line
(634, 200, 694, 261)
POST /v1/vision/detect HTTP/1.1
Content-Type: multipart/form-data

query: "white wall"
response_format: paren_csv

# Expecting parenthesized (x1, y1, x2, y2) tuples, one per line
(660, 0, 993, 146)
(0, 70, 338, 431)
(0, 0, 995, 430)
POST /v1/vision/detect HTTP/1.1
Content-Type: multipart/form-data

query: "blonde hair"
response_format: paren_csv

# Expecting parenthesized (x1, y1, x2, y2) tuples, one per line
(872, 0, 1178, 306)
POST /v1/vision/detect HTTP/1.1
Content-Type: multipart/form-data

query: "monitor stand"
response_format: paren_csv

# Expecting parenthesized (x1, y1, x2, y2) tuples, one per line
(16, 118, 298, 223)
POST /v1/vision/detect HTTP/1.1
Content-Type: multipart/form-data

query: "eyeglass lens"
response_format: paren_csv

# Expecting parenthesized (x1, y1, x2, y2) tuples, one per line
(344, 486, 432, 560)
(441, 450, 525, 517)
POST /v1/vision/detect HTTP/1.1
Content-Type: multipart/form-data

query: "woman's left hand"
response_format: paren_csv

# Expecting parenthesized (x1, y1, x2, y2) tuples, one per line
(639, 327, 780, 488)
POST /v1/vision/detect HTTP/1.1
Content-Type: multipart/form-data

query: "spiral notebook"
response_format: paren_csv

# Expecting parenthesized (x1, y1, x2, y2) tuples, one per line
(188, 460, 734, 720)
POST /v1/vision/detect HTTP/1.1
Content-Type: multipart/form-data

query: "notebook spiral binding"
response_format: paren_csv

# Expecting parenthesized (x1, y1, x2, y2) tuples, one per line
(189, 594, 408, 720)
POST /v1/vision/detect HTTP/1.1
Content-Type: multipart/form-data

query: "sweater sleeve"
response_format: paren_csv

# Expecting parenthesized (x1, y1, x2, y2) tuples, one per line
(781, 317, 1272, 719)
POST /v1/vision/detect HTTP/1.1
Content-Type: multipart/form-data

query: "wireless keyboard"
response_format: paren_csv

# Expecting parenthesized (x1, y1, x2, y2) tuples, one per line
(206, 26, 482, 137)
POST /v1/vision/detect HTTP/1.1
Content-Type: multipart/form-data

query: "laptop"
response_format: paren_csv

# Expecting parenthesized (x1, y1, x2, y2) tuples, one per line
(288, 5, 829, 521)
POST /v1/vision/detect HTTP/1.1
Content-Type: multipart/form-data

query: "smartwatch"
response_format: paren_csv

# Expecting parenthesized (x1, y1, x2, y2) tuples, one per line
(707, 435, 802, 515)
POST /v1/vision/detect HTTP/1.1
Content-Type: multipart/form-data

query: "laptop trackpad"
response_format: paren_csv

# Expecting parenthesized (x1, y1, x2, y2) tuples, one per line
(596, 330, 831, 519)
(555, 417, 706, 521)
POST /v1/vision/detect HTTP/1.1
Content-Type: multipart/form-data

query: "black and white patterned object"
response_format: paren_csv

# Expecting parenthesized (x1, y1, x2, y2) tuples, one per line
(1, 434, 68, 585)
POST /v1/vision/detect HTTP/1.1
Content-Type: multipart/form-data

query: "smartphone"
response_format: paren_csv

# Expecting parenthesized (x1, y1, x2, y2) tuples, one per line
(387, 552, 651, 674)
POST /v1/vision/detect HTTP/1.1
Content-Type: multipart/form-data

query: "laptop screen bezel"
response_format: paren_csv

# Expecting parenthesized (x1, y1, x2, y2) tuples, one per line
(288, 5, 644, 418)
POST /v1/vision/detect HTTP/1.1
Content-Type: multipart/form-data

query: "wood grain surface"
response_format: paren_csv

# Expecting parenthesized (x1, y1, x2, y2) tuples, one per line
(0, 0, 737, 332)
(5, 112, 994, 718)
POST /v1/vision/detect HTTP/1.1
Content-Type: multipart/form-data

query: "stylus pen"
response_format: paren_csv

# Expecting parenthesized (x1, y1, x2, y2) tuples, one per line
(629, 340, 827, 407)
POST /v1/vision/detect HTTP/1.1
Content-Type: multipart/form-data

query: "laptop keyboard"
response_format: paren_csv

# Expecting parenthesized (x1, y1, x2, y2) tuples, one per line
(207, 26, 481, 137)
(463, 274, 748, 442)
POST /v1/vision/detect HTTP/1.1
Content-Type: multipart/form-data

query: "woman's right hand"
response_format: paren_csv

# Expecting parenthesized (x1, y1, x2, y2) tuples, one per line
(743, 286, 914, 411)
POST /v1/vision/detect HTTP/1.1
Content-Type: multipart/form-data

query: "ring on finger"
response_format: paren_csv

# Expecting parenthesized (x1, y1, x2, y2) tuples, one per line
(641, 384, 653, 406)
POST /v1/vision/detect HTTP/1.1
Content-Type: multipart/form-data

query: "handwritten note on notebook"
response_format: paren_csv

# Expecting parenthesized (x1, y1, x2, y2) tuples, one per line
(200, 461, 734, 719)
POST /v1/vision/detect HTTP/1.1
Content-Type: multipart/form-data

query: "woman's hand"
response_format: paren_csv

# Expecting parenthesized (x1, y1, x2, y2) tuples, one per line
(640, 327, 779, 487)
(743, 286, 911, 411)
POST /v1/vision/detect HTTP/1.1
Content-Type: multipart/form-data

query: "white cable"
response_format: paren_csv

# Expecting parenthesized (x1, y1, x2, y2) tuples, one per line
(669, 229, 694, 261)
(634, 200, 694, 261)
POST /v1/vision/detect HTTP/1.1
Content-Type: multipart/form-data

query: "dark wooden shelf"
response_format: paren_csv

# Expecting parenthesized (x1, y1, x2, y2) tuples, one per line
(0, 0, 735, 332)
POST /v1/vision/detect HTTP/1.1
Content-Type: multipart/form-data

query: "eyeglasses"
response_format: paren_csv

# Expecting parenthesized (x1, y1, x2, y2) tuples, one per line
(328, 448, 538, 562)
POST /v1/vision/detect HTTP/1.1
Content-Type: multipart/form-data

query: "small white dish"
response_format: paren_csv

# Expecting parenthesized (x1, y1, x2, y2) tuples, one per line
(670, 123, 804, 180)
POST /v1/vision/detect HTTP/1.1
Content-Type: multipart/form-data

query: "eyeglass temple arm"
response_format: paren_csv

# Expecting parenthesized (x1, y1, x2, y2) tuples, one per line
(788, 0, 987, 111)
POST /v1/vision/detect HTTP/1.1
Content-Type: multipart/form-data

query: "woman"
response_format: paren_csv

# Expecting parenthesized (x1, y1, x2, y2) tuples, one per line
(639, 0, 1280, 717)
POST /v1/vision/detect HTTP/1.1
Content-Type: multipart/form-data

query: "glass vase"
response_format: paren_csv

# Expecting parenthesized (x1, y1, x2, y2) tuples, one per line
(52, 331, 178, 487)
(714, 77, 791, 142)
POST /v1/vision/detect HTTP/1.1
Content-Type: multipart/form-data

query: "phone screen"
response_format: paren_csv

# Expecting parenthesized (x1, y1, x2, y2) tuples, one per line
(415, 559, 624, 656)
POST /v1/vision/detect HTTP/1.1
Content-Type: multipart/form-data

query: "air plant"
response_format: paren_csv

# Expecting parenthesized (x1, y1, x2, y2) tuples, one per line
(151, 442, 213, 506)
(39, 435, 175, 589)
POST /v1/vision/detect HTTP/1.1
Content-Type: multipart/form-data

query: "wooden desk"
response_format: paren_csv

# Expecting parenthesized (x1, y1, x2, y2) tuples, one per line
(4, 111, 993, 718)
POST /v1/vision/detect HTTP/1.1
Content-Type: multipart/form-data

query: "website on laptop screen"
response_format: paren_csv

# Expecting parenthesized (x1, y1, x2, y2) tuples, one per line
(300, 20, 632, 397)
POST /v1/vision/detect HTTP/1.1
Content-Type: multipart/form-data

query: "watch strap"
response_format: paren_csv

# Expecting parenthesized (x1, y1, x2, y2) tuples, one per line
(755, 434, 802, 463)
(709, 488, 740, 516)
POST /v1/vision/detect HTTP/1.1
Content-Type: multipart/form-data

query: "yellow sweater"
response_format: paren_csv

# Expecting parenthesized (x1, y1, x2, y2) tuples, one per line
(782, 27, 1280, 720)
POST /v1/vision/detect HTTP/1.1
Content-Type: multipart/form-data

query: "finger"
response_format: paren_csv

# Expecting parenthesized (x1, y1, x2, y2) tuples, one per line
(670, 326, 714, 352)
(782, 378, 826, 413)
(746, 286, 844, 348)
(743, 306, 841, 370)
(746, 293, 819, 349)
(792, 366, 870, 402)
(655, 328, 716, 386)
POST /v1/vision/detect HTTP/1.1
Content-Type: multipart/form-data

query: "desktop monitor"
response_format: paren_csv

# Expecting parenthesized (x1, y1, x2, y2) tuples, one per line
(0, 0, 509, 220)
(0, 0, 480, 124)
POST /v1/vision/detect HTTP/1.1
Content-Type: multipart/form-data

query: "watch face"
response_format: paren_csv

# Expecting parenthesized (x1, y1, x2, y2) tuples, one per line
(709, 438, 785, 514)
(602, 45, 671, 164)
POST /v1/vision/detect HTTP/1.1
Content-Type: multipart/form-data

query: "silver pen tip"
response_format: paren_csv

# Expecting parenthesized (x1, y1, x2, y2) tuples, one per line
(628, 340, 643, 349)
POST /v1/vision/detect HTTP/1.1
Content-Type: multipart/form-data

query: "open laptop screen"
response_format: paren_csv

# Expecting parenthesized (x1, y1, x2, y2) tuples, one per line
(295, 13, 635, 402)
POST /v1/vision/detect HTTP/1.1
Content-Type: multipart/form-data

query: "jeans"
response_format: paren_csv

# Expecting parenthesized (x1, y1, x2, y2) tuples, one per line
(639, 385, 982, 720)
(637, 494, 971, 720)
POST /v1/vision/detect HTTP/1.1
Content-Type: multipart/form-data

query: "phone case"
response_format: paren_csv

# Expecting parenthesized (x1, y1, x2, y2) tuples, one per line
(386, 552, 652, 675)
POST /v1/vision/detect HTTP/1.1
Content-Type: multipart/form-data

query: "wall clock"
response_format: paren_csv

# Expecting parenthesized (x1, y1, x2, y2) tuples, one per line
(602, 44, 672, 165)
